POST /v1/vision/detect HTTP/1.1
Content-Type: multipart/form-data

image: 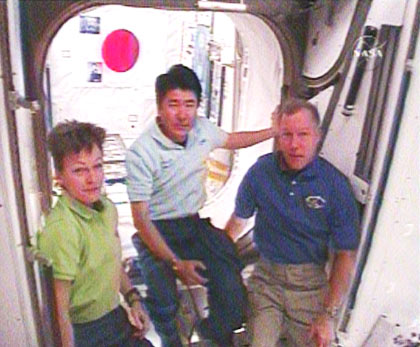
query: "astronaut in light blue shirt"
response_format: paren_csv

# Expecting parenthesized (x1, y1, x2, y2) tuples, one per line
(126, 64, 276, 347)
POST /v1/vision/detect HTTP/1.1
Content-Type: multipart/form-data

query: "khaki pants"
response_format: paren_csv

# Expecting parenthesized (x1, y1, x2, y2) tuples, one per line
(247, 258, 328, 347)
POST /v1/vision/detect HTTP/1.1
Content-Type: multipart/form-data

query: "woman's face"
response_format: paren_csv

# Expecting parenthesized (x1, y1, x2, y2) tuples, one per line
(56, 144, 104, 206)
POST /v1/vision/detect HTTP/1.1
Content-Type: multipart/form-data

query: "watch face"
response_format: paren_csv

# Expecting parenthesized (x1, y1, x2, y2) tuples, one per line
(125, 287, 141, 306)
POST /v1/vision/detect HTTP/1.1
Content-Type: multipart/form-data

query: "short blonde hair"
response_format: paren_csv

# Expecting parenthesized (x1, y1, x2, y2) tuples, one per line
(276, 98, 321, 128)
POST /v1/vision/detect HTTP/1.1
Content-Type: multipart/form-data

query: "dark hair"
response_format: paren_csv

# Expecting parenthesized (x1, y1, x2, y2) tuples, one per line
(155, 64, 202, 106)
(277, 98, 321, 128)
(47, 120, 106, 172)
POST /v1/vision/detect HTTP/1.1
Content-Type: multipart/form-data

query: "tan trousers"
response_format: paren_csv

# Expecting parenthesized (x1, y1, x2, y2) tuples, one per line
(247, 258, 328, 347)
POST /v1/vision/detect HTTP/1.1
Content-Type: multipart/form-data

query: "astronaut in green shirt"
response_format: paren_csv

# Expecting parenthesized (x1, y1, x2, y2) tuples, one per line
(37, 121, 152, 347)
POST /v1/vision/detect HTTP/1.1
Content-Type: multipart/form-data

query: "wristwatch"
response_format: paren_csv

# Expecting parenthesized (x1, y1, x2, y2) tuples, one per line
(124, 287, 141, 307)
(168, 257, 180, 272)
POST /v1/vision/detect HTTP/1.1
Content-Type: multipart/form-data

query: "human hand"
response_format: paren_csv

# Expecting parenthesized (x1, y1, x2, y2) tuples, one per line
(309, 314, 335, 347)
(271, 104, 282, 136)
(129, 301, 150, 339)
(174, 259, 208, 285)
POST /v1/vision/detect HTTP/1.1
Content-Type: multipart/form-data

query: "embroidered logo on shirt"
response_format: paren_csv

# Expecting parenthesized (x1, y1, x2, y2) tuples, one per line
(305, 196, 326, 209)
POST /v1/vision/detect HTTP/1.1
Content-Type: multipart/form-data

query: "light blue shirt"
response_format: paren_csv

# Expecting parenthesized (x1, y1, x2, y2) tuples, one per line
(126, 117, 228, 220)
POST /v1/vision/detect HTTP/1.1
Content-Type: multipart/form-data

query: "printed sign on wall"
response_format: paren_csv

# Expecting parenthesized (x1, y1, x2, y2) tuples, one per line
(80, 16, 100, 34)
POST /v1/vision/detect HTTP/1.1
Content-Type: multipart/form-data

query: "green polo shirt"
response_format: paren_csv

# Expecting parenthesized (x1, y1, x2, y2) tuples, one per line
(37, 193, 122, 323)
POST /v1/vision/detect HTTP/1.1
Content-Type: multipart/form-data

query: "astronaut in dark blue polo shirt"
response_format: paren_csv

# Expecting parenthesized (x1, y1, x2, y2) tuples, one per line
(226, 99, 360, 347)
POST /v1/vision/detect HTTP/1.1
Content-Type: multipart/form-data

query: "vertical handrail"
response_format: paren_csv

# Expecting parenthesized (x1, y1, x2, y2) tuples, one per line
(30, 249, 62, 346)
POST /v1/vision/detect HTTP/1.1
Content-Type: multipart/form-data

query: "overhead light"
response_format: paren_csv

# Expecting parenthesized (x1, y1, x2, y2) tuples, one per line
(197, 1, 247, 11)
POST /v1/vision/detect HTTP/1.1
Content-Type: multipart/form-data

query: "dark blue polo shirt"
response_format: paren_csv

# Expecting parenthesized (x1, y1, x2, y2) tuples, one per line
(234, 153, 359, 264)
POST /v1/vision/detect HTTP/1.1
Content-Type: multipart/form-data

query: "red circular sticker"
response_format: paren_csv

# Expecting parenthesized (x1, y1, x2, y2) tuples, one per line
(102, 29, 139, 72)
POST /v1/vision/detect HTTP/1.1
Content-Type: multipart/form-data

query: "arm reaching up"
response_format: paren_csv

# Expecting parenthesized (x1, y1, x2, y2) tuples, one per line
(222, 128, 275, 150)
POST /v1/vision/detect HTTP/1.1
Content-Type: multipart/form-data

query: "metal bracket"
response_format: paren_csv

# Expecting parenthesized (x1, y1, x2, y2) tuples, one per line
(8, 90, 40, 114)
(406, 58, 414, 72)
(25, 245, 52, 266)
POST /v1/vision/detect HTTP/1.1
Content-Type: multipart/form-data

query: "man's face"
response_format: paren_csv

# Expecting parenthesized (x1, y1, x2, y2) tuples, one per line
(157, 89, 198, 143)
(276, 108, 321, 171)
(56, 144, 104, 206)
